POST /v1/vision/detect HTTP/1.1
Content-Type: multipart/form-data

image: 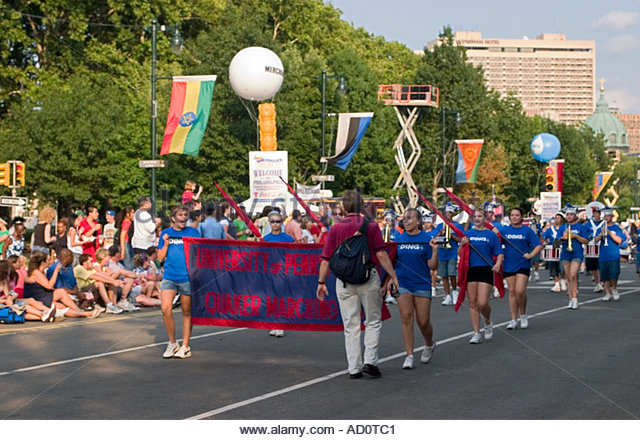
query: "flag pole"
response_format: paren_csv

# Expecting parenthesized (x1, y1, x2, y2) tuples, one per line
(214, 183, 263, 241)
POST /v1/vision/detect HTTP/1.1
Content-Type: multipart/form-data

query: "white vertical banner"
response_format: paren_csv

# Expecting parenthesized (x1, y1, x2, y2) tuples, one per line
(540, 191, 562, 221)
(249, 151, 288, 202)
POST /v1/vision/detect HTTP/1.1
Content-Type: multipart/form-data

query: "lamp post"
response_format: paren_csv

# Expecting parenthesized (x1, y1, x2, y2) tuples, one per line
(146, 18, 183, 218)
(441, 107, 461, 189)
(320, 70, 348, 177)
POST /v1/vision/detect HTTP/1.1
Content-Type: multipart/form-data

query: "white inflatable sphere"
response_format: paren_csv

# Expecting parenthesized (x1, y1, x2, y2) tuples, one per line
(229, 47, 284, 101)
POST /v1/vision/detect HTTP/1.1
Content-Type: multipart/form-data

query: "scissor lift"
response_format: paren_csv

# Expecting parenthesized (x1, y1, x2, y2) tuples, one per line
(377, 84, 439, 213)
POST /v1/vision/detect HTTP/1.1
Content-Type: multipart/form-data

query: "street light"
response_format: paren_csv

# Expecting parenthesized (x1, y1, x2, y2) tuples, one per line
(146, 18, 183, 218)
(441, 107, 461, 189)
(320, 70, 348, 176)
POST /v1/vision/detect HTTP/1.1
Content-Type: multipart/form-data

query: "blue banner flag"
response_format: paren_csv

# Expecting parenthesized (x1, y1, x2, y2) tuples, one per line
(326, 112, 374, 170)
(183, 238, 392, 331)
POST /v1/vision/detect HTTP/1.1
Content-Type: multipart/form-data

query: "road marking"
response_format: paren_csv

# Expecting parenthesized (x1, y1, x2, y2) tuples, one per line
(187, 288, 637, 420)
(0, 327, 247, 376)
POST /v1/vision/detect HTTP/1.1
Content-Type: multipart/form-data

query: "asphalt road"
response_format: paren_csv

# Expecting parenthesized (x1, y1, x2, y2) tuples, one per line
(1, 262, 639, 420)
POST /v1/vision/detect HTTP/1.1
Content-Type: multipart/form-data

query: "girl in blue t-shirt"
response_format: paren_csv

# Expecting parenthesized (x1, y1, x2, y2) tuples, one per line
(394, 208, 439, 370)
(496, 208, 543, 330)
(460, 209, 503, 344)
(557, 207, 588, 310)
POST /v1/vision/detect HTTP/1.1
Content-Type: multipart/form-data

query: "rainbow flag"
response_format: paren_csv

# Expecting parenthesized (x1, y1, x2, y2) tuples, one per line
(455, 139, 484, 184)
(161, 75, 216, 156)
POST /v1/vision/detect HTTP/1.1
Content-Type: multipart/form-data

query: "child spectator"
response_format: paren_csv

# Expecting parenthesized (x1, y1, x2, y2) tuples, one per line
(74, 252, 122, 314)
(182, 181, 203, 205)
(130, 254, 161, 307)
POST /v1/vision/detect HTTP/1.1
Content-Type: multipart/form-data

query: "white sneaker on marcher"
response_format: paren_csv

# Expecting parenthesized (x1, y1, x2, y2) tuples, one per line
(421, 342, 436, 363)
(174, 345, 192, 359)
(275, 330, 284, 337)
(402, 355, 414, 370)
(612, 289, 620, 301)
(602, 293, 611, 302)
(452, 289, 459, 304)
(520, 315, 529, 329)
(163, 341, 179, 359)
(594, 283, 604, 293)
(551, 283, 561, 292)
(534, 271, 540, 281)
(560, 279, 568, 291)
(385, 295, 397, 305)
(506, 320, 518, 330)
(469, 332, 483, 344)
(571, 298, 578, 310)
(431, 287, 436, 297)
(492, 287, 500, 298)
(567, 299, 573, 309)
(442, 295, 453, 306)
(269, 330, 277, 336)
(484, 322, 494, 340)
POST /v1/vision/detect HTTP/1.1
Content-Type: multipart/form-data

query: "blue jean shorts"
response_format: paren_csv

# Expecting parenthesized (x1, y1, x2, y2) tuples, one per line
(160, 279, 192, 296)
(561, 258, 582, 266)
(438, 259, 457, 278)
(398, 287, 432, 299)
(599, 259, 620, 282)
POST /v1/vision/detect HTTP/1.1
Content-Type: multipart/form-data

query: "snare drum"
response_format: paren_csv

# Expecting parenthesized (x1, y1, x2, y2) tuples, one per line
(542, 245, 560, 262)
(585, 244, 600, 258)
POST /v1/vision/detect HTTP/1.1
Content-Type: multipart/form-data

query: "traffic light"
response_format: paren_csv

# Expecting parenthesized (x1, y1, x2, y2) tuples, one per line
(258, 103, 277, 151)
(545, 165, 556, 191)
(0, 163, 9, 186)
(15, 161, 25, 186)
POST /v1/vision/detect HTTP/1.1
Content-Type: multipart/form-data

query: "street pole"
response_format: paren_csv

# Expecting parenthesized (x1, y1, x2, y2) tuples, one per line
(150, 19, 158, 219)
(441, 107, 446, 190)
(321, 69, 327, 177)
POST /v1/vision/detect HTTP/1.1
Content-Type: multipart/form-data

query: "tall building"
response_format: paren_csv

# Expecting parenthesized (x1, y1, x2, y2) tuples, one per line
(427, 32, 595, 125)
(615, 113, 640, 155)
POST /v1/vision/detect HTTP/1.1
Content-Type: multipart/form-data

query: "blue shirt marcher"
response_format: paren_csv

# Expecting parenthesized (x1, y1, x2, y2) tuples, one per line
(263, 232, 295, 243)
(598, 223, 624, 262)
(198, 216, 226, 239)
(158, 226, 201, 283)
(467, 228, 503, 268)
(46, 260, 77, 290)
(395, 231, 434, 291)
(497, 224, 541, 273)
(557, 223, 587, 261)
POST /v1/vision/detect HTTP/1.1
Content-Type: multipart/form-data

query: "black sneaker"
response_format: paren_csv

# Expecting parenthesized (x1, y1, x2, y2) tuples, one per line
(349, 372, 363, 379)
(362, 363, 382, 378)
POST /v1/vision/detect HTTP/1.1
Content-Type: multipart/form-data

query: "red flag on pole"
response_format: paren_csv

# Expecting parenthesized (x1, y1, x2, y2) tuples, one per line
(214, 184, 263, 241)
(278, 176, 325, 231)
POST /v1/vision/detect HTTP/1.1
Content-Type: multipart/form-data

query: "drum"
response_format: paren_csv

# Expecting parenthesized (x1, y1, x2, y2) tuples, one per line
(542, 245, 560, 262)
(585, 244, 600, 258)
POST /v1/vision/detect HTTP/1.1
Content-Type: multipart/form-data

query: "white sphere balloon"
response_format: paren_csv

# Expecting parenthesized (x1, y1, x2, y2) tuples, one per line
(229, 47, 284, 101)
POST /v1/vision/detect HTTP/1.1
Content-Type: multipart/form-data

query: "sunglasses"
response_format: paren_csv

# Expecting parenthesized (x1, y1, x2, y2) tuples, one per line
(270, 220, 282, 224)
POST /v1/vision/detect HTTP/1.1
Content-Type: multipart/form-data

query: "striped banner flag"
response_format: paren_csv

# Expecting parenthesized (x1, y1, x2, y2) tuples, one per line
(455, 139, 484, 184)
(325, 112, 374, 170)
(593, 171, 613, 201)
(161, 75, 217, 156)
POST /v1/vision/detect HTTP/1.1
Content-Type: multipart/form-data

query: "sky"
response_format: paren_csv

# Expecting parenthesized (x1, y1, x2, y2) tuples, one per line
(327, 0, 640, 114)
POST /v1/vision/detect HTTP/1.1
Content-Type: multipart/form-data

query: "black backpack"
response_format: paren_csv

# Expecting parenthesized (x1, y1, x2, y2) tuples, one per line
(329, 217, 374, 286)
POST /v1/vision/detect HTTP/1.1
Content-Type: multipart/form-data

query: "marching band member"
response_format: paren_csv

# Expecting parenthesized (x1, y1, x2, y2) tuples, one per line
(558, 205, 588, 310)
(541, 213, 567, 292)
(460, 208, 503, 344)
(495, 208, 543, 329)
(585, 206, 605, 293)
(434, 203, 463, 306)
(595, 207, 624, 301)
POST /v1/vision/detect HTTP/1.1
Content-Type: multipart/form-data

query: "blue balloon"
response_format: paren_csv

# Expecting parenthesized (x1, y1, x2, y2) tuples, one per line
(530, 133, 561, 162)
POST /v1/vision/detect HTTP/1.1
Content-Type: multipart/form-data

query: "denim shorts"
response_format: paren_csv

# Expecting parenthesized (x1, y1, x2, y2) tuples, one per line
(398, 287, 432, 299)
(437, 259, 457, 278)
(128, 285, 143, 303)
(599, 259, 620, 282)
(561, 258, 582, 266)
(160, 279, 192, 296)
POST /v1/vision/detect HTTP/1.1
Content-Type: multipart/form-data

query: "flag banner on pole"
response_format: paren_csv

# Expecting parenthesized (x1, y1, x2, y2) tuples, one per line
(326, 112, 374, 170)
(455, 139, 484, 184)
(592, 171, 613, 201)
(183, 238, 393, 331)
(161, 75, 216, 156)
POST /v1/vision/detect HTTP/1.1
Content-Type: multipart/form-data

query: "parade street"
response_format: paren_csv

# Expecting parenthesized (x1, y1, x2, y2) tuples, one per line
(1, 263, 638, 420)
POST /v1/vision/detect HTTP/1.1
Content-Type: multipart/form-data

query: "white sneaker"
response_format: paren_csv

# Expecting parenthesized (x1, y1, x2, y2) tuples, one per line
(163, 341, 179, 359)
(551, 283, 561, 292)
(612, 289, 620, 301)
(567, 299, 573, 309)
(520, 315, 529, 329)
(484, 322, 494, 340)
(269, 330, 277, 336)
(469, 332, 483, 344)
(174, 345, 192, 359)
(452, 289, 459, 304)
(106, 303, 123, 314)
(594, 283, 604, 293)
(442, 295, 453, 306)
(421, 342, 436, 363)
(385, 295, 397, 305)
(534, 271, 540, 281)
(571, 298, 578, 310)
(506, 319, 518, 330)
(402, 355, 414, 370)
(275, 330, 284, 337)
(560, 279, 568, 291)
(431, 287, 436, 297)
(602, 293, 611, 302)
(55, 307, 69, 318)
(117, 299, 136, 312)
(492, 287, 500, 298)
(41, 304, 56, 322)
